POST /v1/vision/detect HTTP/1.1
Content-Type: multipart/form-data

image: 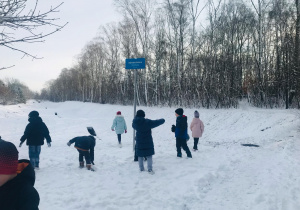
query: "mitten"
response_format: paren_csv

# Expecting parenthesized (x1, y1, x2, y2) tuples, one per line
(125, 130, 127, 133)
(67, 142, 71, 146)
(91, 160, 95, 165)
(171, 125, 176, 132)
(112, 129, 114, 131)
(47, 142, 51, 147)
(19, 142, 23, 147)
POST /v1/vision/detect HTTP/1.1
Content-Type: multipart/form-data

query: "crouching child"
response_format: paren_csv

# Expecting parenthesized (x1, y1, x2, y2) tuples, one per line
(67, 128, 96, 171)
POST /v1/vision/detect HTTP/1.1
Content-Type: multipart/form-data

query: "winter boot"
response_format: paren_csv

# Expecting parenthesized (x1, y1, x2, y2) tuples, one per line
(79, 161, 84, 168)
(148, 169, 155, 175)
(35, 162, 39, 170)
(86, 164, 95, 171)
(177, 153, 182, 158)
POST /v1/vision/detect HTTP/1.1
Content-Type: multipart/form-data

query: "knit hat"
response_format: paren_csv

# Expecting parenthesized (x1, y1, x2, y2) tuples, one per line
(136, 110, 145, 118)
(117, 111, 121, 115)
(194, 110, 199, 118)
(0, 140, 19, 175)
(28, 110, 39, 118)
(175, 108, 184, 115)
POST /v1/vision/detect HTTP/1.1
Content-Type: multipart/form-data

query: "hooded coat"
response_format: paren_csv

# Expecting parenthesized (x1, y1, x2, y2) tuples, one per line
(132, 117, 165, 157)
(20, 116, 51, 146)
(0, 159, 39, 210)
(111, 115, 127, 134)
(175, 115, 189, 139)
(68, 136, 96, 162)
(190, 118, 204, 138)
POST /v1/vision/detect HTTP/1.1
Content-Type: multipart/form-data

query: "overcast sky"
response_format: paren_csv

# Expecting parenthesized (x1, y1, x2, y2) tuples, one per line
(0, 0, 122, 92)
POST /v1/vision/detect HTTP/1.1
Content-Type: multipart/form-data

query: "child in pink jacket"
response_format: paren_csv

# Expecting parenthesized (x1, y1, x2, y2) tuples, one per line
(190, 110, 204, 151)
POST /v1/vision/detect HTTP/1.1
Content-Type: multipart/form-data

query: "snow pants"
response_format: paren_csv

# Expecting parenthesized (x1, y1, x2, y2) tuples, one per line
(117, 134, 121, 143)
(193, 138, 199, 150)
(176, 138, 192, 157)
(77, 149, 91, 165)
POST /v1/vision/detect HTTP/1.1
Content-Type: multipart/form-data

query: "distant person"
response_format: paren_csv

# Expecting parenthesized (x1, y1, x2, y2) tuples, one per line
(132, 110, 165, 175)
(0, 138, 40, 210)
(190, 110, 205, 151)
(67, 128, 96, 171)
(20, 110, 52, 169)
(111, 111, 127, 148)
(171, 108, 192, 158)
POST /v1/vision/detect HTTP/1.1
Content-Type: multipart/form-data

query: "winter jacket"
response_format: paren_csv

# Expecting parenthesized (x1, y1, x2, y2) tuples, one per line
(132, 117, 165, 157)
(190, 118, 205, 138)
(20, 116, 51, 146)
(0, 159, 40, 210)
(111, 115, 127, 134)
(175, 115, 189, 139)
(68, 136, 96, 162)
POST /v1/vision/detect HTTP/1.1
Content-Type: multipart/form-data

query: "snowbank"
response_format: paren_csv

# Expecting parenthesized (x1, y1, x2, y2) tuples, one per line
(1, 100, 299, 210)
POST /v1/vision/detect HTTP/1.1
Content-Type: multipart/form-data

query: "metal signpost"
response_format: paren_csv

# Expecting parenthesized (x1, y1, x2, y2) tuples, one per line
(125, 58, 146, 151)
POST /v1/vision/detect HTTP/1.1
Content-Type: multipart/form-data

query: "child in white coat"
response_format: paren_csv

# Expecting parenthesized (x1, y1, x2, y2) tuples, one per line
(190, 110, 204, 151)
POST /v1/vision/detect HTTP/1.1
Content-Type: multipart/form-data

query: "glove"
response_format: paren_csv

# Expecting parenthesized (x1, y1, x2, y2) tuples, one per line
(125, 130, 127, 133)
(19, 142, 23, 147)
(112, 129, 114, 131)
(67, 142, 71, 146)
(47, 142, 51, 147)
(171, 125, 176, 132)
(91, 160, 95, 165)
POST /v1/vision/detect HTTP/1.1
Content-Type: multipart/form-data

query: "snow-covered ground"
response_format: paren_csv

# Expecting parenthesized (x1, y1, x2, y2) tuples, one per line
(1, 100, 300, 210)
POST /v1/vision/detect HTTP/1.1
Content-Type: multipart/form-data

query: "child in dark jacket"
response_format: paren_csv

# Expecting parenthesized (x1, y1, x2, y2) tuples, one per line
(171, 108, 192, 158)
(132, 110, 165, 174)
(0, 139, 39, 210)
(20, 110, 52, 169)
(67, 129, 96, 171)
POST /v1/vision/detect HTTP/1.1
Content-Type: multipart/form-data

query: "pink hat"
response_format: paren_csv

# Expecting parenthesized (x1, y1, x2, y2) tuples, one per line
(117, 111, 121, 115)
(0, 140, 19, 175)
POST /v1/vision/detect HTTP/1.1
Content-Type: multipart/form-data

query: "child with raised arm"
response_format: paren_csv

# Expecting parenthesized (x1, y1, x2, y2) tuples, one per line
(132, 110, 165, 174)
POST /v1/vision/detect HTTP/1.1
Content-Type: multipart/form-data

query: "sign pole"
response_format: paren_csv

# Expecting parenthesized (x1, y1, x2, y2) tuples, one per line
(125, 58, 145, 155)
(133, 68, 137, 151)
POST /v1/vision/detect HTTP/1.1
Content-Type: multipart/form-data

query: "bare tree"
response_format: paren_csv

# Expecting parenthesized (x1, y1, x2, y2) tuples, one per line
(0, 0, 67, 69)
(114, 0, 155, 105)
(289, 0, 300, 106)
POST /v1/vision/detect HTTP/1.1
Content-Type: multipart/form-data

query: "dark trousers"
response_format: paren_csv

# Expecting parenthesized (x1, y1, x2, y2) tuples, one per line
(193, 138, 199, 150)
(78, 149, 91, 165)
(117, 134, 121, 143)
(134, 144, 138, 161)
(176, 138, 192, 157)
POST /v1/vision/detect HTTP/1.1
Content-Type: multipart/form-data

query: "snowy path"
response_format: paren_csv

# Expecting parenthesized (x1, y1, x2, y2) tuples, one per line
(1, 101, 299, 210)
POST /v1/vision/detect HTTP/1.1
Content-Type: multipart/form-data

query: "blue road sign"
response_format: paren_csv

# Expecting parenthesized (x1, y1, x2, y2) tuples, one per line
(125, 58, 145, 69)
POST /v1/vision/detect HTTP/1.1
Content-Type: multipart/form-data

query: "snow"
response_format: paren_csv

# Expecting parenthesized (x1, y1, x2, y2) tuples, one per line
(1, 100, 300, 210)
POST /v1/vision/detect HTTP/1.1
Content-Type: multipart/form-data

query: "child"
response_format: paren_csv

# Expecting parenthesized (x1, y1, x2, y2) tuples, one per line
(0, 138, 39, 210)
(190, 110, 205, 151)
(171, 108, 192, 158)
(132, 110, 165, 174)
(67, 128, 96, 171)
(111, 111, 127, 147)
(19, 110, 52, 169)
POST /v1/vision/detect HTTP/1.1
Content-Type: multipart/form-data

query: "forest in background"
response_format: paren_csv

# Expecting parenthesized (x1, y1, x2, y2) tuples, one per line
(0, 78, 35, 105)
(5, 0, 300, 109)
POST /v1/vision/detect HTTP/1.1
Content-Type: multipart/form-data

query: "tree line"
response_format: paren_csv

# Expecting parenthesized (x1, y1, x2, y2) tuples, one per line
(0, 79, 35, 105)
(38, 0, 300, 109)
